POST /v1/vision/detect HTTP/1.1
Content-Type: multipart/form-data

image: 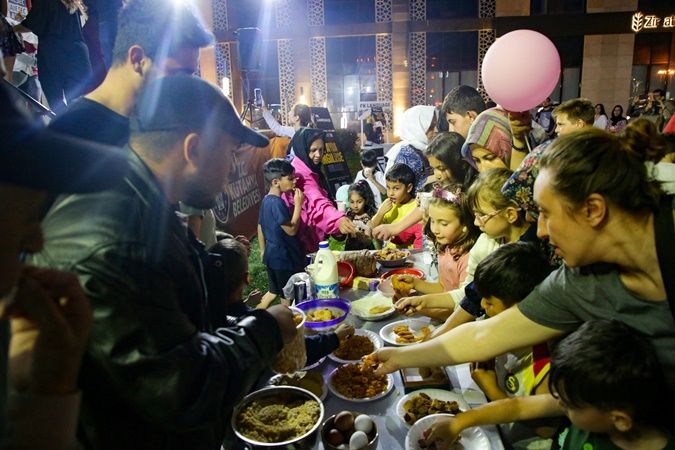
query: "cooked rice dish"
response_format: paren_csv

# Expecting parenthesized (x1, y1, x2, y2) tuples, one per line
(235, 393, 321, 443)
(334, 335, 375, 361)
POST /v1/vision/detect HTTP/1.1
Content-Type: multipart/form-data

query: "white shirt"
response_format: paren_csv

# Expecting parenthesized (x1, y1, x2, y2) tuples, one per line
(354, 169, 385, 207)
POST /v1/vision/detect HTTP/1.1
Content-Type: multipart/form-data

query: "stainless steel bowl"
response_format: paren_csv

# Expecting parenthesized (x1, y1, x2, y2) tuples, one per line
(231, 385, 325, 449)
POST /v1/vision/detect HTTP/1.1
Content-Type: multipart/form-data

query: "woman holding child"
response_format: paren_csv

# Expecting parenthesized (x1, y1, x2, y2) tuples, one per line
(371, 126, 675, 396)
(284, 127, 355, 253)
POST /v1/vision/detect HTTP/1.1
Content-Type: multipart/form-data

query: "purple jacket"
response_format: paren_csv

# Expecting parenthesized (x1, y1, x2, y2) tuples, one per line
(283, 155, 346, 253)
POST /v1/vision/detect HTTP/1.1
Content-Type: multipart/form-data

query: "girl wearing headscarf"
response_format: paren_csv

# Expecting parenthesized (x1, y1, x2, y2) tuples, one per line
(461, 107, 513, 173)
(284, 127, 355, 253)
(606, 104, 627, 135)
(385, 105, 436, 193)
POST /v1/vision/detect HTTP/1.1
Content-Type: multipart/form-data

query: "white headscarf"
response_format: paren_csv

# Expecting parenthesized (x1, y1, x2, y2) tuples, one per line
(385, 105, 436, 173)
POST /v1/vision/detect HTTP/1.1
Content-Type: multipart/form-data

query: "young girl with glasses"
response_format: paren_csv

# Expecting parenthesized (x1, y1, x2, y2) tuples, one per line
(397, 168, 546, 324)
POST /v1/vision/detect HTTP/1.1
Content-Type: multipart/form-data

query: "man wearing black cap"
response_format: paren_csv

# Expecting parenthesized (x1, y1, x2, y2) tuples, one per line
(0, 75, 129, 449)
(27, 74, 298, 450)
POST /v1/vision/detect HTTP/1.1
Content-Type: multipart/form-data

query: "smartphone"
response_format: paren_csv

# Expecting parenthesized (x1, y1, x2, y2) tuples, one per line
(254, 88, 262, 107)
(638, 94, 649, 100)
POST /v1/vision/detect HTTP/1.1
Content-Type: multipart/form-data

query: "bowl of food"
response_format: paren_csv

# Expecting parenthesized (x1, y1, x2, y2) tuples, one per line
(337, 261, 355, 289)
(373, 248, 410, 268)
(380, 268, 425, 282)
(232, 385, 325, 448)
(321, 411, 379, 450)
(294, 298, 351, 334)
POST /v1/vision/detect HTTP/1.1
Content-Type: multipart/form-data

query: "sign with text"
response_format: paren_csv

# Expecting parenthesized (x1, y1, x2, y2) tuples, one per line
(213, 145, 270, 239)
(7, 0, 28, 19)
(310, 106, 352, 199)
(631, 11, 675, 32)
(359, 101, 393, 131)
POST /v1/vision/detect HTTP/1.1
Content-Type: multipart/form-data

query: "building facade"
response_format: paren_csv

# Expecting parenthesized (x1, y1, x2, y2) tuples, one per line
(195, 0, 674, 130)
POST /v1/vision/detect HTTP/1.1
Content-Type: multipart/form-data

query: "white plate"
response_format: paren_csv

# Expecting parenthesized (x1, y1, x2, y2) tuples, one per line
(350, 295, 397, 321)
(396, 389, 470, 427)
(326, 367, 394, 402)
(328, 329, 384, 364)
(268, 372, 327, 401)
(377, 278, 418, 299)
(380, 319, 436, 346)
(405, 413, 490, 450)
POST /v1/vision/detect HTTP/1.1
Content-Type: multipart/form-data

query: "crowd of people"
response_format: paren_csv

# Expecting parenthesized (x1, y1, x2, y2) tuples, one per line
(2, 0, 675, 449)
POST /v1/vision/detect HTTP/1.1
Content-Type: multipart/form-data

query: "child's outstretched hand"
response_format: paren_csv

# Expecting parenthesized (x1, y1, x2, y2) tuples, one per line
(334, 323, 355, 341)
(367, 347, 400, 376)
(470, 361, 498, 394)
(294, 188, 305, 205)
(424, 416, 464, 450)
(395, 296, 426, 316)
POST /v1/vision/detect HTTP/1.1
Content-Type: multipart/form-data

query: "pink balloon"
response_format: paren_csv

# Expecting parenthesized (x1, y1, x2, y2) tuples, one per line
(481, 30, 561, 112)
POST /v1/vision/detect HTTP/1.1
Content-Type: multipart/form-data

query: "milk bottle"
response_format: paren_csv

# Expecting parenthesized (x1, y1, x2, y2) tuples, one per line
(312, 241, 339, 299)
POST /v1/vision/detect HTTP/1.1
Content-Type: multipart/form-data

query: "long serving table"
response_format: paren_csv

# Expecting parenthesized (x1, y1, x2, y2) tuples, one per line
(310, 249, 504, 449)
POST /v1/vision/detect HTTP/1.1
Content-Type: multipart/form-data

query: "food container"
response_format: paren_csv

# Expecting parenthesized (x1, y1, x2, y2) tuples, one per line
(321, 412, 379, 450)
(294, 298, 351, 335)
(337, 261, 355, 289)
(380, 268, 425, 282)
(375, 249, 411, 268)
(232, 385, 325, 449)
(271, 307, 307, 374)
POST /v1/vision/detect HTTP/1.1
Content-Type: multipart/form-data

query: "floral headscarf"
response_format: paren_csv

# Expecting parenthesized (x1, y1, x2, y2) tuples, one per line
(461, 107, 513, 170)
(501, 140, 553, 220)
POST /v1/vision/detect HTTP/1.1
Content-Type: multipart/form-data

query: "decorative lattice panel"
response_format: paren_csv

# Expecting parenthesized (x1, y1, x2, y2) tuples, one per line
(309, 37, 327, 106)
(375, 0, 392, 22)
(376, 34, 393, 104)
(409, 32, 426, 106)
(479, 0, 496, 18)
(308, 0, 324, 26)
(409, 0, 425, 21)
(477, 29, 496, 104)
(278, 39, 295, 125)
(276, 0, 292, 28)
(212, 0, 228, 32)
(215, 42, 233, 99)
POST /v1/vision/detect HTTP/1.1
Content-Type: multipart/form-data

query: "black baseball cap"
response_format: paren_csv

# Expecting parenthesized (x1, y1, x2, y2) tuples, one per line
(0, 83, 129, 193)
(130, 75, 269, 148)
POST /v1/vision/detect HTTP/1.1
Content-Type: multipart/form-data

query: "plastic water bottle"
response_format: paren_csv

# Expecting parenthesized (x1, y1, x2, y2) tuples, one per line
(312, 241, 339, 299)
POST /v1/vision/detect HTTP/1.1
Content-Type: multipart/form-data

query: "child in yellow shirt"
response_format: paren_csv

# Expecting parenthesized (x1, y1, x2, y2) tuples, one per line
(368, 163, 422, 248)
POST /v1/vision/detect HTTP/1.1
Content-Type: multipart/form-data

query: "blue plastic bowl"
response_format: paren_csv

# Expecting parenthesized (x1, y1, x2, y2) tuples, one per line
(295, 298, 351, 331)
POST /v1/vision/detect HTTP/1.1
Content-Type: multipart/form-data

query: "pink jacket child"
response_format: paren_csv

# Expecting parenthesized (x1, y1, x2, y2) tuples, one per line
(282, 128, 347, 254)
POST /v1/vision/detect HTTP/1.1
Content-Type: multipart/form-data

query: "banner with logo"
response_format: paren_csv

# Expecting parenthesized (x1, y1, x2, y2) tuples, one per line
(213, 145, 270, 239)
(310, 106, 352, 198)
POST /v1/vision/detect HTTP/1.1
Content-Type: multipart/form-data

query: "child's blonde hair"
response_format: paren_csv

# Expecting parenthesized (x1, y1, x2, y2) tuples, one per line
(468, 168, 526, 223)
(426, 183, 480, 259)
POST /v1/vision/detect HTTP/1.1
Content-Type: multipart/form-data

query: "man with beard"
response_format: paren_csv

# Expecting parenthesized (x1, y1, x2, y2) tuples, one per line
(48, 0, 213, 147)
(26, 75, 298, 450)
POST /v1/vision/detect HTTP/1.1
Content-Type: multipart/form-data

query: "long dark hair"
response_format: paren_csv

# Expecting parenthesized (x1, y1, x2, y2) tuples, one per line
(425, 132, 477, 187)
(348, 181, 378, 217)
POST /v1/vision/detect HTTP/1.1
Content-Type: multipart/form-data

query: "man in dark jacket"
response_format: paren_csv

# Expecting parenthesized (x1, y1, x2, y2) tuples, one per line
(26, 75, 298, 450)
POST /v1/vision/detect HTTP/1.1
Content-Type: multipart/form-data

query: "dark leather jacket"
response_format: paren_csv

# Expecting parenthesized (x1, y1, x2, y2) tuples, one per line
(27, 147, 283, 450)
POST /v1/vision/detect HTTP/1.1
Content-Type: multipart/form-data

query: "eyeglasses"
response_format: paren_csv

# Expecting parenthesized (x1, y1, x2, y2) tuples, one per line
(474, 209, 502, 227)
